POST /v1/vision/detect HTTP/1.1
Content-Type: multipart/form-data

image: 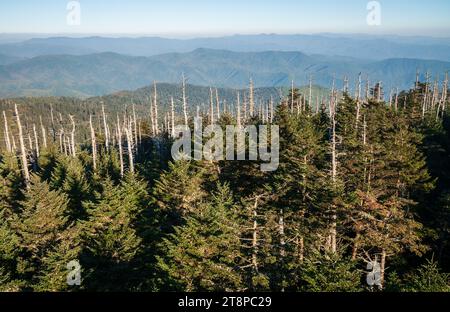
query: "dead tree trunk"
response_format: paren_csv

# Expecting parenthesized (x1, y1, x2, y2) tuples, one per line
(330, 88, 338, 254)
(153, 81, 159, 135)
(89, 115, 97, 171)
(365, 77, 370, 102)
(209, 87, 215, 126)
(249, 79, 255, 117)
(344, 76, 350, 93)
(182, 74, 189, 128)
(243, 93, 248, 122)
(124, 120, 134, 174)
(308, 76, 313, 110)
(132, 104, 138, 154)
(171, 96, 176, 137)
(236, 92, 241, 127)
(252, 197, 260, 273)
(101, 104, 109, 152)
(117, 115, 124, 178)
(39, 116, 47, 149)
(279, 209, 285, 258)
(69, 115, 76, 157)
(422, 73, 430, 119)
(440, 73, 448, 117)
(216, 88, 220, 120)
(3, 111, 11, 153)
(59, 129, 64, 154)
(395, 89, 399, 112)
(380, 249, 387, 289)
(149, 94, 156, 136)
(50, 103, 56, 142)
(33, 124, 39, 158)
(15, 104, 30, 186)
(269, 96, 274, 123)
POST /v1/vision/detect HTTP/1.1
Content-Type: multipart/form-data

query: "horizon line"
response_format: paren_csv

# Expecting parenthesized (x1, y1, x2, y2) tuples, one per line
(1, 32, 450, 40)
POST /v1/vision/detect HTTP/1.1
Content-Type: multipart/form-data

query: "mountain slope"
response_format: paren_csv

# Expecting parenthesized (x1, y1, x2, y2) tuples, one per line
(0, 49, 449, 98)
(0, 53, 24, 65)
(1, 34, 450, 61)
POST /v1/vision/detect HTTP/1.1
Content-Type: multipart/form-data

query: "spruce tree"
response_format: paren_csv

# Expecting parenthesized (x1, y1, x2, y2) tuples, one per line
(50, 156, 93, 221)
(82, 174, 149, 291)
(0, 213, 22, 291)
(157, 183, 243, 291)
(152, 160, 207, 228)
(15, 174, 78, 291)
(298, 247, 363, 292)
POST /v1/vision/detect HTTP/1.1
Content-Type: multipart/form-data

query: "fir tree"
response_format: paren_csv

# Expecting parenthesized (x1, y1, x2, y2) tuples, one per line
(152, 160, 207, 228)
(81, 174, 149, 291)
(14, 174, 78, 291)
(157, 183, 243, 291)
(298, 247, 363, 292)
(50, 156, 93, 221)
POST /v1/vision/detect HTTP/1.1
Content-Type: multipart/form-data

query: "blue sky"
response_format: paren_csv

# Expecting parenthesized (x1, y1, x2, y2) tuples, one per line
(0, 0, 449, 37)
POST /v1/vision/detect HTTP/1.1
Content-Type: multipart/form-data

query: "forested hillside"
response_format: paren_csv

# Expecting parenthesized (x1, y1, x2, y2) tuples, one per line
(1, 49, 449, 97)
(0, 82, 327, 150)
(1, 75, 449, 292)
(2, 34, 450, 61)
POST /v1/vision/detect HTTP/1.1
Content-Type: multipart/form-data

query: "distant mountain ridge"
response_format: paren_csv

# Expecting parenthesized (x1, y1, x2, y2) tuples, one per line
(1, 34, 450, 61)
(0, 48, 449, 98)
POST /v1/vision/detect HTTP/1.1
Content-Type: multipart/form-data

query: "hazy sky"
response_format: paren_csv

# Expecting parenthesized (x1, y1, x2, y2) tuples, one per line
(0, 0, 449, 37)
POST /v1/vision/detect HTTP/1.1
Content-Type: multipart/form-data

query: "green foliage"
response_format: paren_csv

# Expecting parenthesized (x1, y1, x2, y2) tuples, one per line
(386, 260, 450, 292)
(14, 175, 78, 291)
(50, 156, 93, 221)
(0, 82, 449, 293)
(403, 260, 450, 292)
(298, 248, 363, 292)
(81, 174, 150, 291)
(153, 160, 207, 226)
(157, 183, 243, 291)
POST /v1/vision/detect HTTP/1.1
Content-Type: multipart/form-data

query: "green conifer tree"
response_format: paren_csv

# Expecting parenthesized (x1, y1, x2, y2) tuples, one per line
(157, 183, 243, 291)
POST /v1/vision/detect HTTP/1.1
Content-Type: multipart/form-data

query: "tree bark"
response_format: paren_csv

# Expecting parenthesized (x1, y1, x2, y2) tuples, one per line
(102, 104, 109, 152)
(380, 249, 387, 289)
(252, 197, 259, 273)
(3, 111, 11, 153)
(39, 116, 47, 149)
(50, 103, 56, 142)
(182, 74, 188, 128)
(171, 96, 176, 137)
(14, 104, 30, 186)
(89, 115, 97, 171)
(330, 88, 338, 254)
(132, 104, 138, 155)
(117, 116, 124, 178)
(33, 124, 39, 158)
(236, 91, 241, 127)
(124, 120, 134, 174)
(209, 87, 215, 126)
(153, 81, 159, 135)
(69, 115, 76, 157)
(249, 79, 255, 117)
